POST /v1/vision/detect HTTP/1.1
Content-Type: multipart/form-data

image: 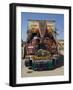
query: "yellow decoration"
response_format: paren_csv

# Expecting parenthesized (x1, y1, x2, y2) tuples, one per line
(32, 56, 51, 60)
(47, 26, 53, 33)
(31, 29, 39, 33)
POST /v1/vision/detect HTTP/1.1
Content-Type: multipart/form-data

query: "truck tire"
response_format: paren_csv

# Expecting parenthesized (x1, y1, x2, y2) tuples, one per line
(25, 60, 32, 67)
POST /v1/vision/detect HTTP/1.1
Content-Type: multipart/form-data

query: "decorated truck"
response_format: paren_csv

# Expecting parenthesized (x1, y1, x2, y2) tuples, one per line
(23, 20, 64, 71)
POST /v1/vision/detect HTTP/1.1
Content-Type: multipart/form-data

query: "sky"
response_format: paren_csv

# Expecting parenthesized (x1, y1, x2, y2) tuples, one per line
(21, 12, 64, 41)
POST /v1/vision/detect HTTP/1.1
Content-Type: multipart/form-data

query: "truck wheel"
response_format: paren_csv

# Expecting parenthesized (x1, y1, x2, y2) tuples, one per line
(25, 60, 30, 67)
(25, 60, 32, 67)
